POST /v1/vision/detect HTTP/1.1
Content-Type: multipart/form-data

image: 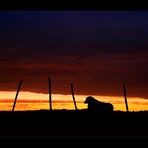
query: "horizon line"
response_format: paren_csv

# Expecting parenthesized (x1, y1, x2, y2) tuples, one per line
(0, 90, 147, 100)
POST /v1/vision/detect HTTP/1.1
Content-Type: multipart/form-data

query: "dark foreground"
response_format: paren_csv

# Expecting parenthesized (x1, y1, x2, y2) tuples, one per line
(0, 110, 148, 146)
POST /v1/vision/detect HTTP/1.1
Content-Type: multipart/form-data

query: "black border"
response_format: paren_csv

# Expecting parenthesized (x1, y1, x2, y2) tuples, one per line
(0, 0, 148, 10)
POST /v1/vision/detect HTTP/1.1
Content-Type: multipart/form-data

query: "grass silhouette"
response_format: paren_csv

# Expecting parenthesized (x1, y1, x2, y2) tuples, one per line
(0, 110, 148, 145)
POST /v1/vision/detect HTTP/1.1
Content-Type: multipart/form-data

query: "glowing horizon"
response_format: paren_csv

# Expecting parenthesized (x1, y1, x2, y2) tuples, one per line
(0, 91, 148, 111)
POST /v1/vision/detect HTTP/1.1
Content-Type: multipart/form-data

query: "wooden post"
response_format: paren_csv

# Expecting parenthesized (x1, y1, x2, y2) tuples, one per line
(12, 80, 23, 111)
(70, 83, 78, 110)
(123, 84, 129, 112)
(48, 77, 52, 110)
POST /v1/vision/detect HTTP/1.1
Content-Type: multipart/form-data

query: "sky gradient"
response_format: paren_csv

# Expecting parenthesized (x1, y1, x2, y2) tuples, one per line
(0, 11, 148, 99)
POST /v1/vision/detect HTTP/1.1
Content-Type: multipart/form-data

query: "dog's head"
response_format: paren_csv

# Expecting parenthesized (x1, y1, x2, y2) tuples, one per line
(84, 96, 95, 104)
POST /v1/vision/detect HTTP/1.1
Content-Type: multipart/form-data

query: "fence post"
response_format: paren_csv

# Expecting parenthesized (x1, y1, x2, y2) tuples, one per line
(12, 80, 23, 111)
(48, 77, 52, 110)
(70, 83, 78, 110)
(123, 84, 129, 112)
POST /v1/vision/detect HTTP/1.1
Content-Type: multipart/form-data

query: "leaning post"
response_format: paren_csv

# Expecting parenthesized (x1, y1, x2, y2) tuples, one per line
(70, 83, 78, 110)
(123, 84, 129, 112)
(12, 80, 23, 111)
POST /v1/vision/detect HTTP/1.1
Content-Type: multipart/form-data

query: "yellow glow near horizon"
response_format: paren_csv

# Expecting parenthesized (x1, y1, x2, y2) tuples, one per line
(0, 91, 148, 111)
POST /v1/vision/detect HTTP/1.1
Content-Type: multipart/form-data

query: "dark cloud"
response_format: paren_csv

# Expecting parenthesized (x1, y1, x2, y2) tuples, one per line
(0, 47, 147, 98)
(0, 11, 148, 98)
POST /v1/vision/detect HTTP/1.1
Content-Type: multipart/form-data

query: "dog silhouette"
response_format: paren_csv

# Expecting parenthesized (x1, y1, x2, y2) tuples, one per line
(84, 96, 114, 112)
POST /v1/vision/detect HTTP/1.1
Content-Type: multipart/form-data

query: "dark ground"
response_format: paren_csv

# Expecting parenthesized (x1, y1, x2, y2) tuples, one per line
(0, 110, 148, 146)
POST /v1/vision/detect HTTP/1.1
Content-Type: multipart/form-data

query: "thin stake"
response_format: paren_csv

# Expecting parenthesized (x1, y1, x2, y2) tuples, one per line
(123, 84, 129, 112)
(70, 83, 78, 110)
(12, 80, 23, 111)
(48, 77, 52, 110)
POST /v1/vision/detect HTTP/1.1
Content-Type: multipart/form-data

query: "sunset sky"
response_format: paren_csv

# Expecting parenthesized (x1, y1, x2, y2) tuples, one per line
(0, 11, 148, 111)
